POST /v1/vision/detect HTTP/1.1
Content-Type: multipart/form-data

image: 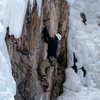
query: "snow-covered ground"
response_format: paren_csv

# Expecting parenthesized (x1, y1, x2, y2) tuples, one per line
(3, 0, 28, 38)
(58, 0, 100, 100)
(58, 68, 100, 100)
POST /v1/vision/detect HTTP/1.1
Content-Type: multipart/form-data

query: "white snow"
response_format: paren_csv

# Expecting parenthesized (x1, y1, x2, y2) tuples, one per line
(3, 0, 28, 38)
(58, 0, 100, 100)
(63, 68, 82, 92)
(58, 68, 100, 100)
(2, 0, 42, 38)
(0, 0, 16, 99)
(0, 23, 16, 99)
(37, 0, 42, 16)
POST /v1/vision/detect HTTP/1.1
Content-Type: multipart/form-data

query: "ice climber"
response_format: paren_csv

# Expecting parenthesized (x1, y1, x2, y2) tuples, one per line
(38, 19, 62, 91)
(42, 28, 61, 60)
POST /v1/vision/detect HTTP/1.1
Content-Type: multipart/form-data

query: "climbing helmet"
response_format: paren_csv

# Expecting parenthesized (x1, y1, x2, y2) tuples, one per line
(55, 33, 62, 41)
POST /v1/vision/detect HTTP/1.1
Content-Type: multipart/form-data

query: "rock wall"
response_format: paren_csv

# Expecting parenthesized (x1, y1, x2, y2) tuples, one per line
(5, 0, 69, 100)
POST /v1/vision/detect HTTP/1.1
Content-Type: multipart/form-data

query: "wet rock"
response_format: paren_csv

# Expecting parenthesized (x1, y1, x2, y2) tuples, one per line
(5, 0, 69, 100)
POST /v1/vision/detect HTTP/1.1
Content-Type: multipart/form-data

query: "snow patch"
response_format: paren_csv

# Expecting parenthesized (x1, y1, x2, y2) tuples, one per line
(63, 68, 82, 92)
(37, 0, 42, 16)
(30, 0, 34, 10)
(58, 87, 100, 100)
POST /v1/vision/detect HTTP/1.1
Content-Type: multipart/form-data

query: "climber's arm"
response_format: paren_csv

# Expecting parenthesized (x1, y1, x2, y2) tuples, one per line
(42, 27, 52, 43)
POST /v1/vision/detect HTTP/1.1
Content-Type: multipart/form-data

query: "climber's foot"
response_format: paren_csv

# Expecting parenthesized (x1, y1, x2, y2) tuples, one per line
(43, 81, 49, 92)
(41, 77, 49, 92)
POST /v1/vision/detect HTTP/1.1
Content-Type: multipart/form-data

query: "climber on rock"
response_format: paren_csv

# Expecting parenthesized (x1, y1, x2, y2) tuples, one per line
(38, 19, 62, 91)
(42, 20, 62, 64)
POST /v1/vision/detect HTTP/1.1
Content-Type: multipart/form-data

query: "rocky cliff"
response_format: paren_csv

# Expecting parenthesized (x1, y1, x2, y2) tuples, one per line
(5, 0, 69, 100)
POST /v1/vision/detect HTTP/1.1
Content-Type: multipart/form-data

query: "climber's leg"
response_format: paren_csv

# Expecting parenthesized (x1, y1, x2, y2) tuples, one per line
(48, 57, 57, 66)
(38, 59, 51, 92)
(39, 59, 51, 77)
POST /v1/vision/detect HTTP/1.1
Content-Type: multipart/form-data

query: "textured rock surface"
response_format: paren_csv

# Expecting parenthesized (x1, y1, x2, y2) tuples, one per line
(5, 0, 69, 100)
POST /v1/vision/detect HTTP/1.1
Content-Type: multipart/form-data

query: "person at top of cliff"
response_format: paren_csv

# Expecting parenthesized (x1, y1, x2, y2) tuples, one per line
(42, 19, 62, 64)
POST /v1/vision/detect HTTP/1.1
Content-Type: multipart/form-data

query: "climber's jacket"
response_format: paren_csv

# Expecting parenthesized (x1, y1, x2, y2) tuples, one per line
(42, 27, 58, 59)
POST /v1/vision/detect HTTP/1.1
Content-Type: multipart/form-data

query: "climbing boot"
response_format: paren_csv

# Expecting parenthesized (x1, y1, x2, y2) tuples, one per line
(41, 77, 49, 92)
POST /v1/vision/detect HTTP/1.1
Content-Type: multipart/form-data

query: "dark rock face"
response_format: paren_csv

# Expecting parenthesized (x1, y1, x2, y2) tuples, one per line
(5, 0, 69, 100)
